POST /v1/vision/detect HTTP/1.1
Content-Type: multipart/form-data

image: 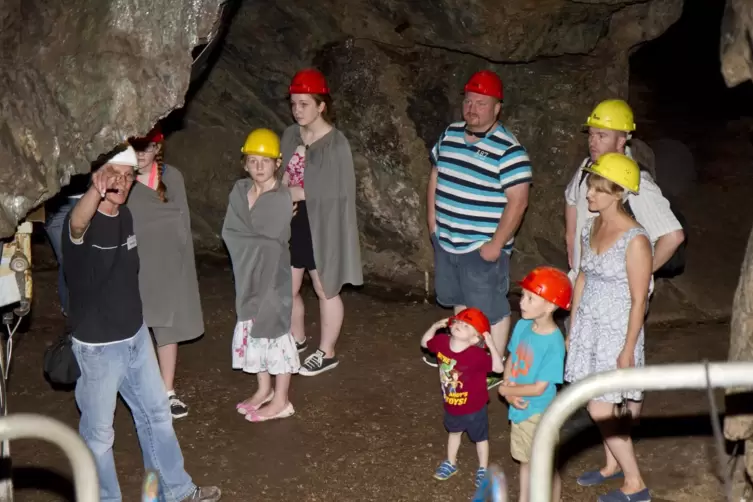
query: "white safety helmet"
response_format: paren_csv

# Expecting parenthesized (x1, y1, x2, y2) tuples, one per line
(106, 145, 138, 167)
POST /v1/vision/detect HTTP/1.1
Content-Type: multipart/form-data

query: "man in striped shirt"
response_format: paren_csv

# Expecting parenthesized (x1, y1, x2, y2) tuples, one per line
(425, 70, 533, 389)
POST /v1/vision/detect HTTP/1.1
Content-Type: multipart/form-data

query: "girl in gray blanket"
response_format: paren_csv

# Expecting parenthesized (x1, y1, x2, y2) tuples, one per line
(222, 128, 304, 422)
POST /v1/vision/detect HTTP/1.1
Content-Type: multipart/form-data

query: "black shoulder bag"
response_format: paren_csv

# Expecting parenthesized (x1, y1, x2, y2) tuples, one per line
(43, 324, 80, 386)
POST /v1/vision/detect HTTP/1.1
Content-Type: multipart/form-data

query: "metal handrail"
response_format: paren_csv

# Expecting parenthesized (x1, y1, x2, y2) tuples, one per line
(529, 361, 753, 501)
(0, 414, 99, 501)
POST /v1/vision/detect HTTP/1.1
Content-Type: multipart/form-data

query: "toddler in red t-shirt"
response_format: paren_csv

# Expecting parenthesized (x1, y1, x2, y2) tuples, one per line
(421, 308, 505, 488)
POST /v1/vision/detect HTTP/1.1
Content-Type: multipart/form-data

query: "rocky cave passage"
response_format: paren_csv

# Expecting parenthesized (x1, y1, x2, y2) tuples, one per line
(157, 0, 752, 321)
(3, 0, 753, 498)
(3, 0, 753, 321)
(165, 0, 688, 287)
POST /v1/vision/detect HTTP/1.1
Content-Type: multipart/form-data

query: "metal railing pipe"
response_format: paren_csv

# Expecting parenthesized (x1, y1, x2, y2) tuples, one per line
(529, 362, 753, 501)
(0, 414, 98, 501)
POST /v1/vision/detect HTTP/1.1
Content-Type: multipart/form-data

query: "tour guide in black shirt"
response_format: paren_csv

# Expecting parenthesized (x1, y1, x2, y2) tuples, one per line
(62, 145, 221, 502)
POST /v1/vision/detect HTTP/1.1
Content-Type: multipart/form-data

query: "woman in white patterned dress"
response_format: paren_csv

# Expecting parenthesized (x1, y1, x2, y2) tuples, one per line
(565, 153, 653, 502)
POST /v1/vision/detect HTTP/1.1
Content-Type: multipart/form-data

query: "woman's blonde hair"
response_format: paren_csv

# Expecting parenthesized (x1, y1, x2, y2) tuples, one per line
(586, 172, 625, 198)
(586, 173, 630, 215)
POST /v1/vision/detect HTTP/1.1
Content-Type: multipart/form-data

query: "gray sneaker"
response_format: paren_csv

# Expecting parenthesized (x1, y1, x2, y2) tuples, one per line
(184, 486, 221, 501)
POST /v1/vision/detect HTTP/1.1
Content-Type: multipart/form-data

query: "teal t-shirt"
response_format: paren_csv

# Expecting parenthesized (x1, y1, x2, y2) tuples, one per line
(506, 319, 566, 424)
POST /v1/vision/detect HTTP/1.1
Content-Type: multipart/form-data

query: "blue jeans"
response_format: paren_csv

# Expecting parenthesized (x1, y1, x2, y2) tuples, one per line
(72, 324, 196, 502)
(44, 196, 77, 314)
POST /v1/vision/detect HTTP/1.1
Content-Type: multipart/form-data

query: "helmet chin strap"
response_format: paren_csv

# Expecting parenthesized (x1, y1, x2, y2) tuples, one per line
(465, 122, 496, 138)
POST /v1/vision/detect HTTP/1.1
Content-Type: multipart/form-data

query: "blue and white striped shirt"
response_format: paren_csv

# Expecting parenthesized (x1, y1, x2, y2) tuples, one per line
(431, 122, 532, 254)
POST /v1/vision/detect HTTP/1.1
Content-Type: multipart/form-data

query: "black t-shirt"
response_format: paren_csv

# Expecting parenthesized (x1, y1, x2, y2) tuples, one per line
(62, 207, 143, 344)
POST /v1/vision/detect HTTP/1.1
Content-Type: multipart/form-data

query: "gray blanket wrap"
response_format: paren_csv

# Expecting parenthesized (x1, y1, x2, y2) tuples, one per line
(222, 179, 293, 339)
(126, 165, 204, 341)
(280, 125, 363, 298)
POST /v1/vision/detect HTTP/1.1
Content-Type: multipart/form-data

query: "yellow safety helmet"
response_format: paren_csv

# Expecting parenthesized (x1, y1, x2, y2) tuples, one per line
(584, 99, 636, 132)
(582, 152, 640, 194)
(241, 128, 281, 158)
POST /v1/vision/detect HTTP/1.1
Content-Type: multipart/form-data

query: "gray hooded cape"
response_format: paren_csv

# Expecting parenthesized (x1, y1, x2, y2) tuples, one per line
(280, 124, 363, 298)
(221, 179, 293, 339)
(126, 165, 204, 341)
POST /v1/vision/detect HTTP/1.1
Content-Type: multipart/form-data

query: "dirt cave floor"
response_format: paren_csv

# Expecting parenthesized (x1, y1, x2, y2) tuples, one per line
(4, 258, 734, 502)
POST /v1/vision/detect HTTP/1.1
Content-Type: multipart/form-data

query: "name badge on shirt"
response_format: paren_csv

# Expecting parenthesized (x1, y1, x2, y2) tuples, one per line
(127, 234, 137, 250)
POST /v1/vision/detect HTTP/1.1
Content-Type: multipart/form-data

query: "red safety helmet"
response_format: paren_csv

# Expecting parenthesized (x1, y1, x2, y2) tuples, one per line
(145, 124, 164, 143)
(132, 124, 163, 144)
(464, 70, 503, 100)
(289, 68, 329, 95)
(128, 124, 164, 151)
(450, 307, 491, 336)
(519, 266, 573, 310)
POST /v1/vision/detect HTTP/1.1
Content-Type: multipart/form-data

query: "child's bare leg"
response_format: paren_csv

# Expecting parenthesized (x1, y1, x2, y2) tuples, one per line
(447, 432, 462, 464)
(254, 373, 293, 418)
(240, 371, 273, 407)
(310, 270, 343, 358)
(291, 268, 306, 344)
(519, 462, 530, 502)
(476, 440, 489, 469)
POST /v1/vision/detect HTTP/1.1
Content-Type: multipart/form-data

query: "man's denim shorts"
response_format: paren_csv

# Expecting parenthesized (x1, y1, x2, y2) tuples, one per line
(431, 234, 511, 325)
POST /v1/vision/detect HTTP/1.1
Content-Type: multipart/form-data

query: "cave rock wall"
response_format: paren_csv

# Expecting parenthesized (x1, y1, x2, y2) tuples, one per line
(721, 0, 753, 87)
(0, 0, 225, 236)
(721, 0, 753, 483)
(167, 0, 683, 287)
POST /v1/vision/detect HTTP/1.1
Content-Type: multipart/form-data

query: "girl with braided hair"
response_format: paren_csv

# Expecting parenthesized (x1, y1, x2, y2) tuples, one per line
(127, 124, 205, 419)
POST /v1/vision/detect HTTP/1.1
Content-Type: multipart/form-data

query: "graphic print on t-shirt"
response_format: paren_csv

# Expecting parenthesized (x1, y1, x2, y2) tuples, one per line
(511, 341, 533, 378)
(438, 355, 466, 405)
(427, 333, 493, 415)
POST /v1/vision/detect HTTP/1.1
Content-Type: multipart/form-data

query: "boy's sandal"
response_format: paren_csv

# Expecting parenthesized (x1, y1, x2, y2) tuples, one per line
(236, 391, 274, 415)
(474, 467, 487, 488)
(598, 488, 651, 502)
(576, 469, 624, 487)
(433, 460, 458, 481)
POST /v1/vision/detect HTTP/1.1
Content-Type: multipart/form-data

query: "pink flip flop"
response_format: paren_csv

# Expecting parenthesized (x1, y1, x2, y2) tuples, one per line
(236, 391, 274, 415)
(245, 402, 295, 422)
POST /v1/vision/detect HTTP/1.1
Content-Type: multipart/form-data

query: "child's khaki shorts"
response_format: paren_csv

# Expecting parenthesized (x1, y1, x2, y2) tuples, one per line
(510, 414, 559, 463)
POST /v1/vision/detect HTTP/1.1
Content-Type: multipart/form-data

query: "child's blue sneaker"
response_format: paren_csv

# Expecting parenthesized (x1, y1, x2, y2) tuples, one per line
(433, 460, 458, 481)
(474, 466, 487, 487)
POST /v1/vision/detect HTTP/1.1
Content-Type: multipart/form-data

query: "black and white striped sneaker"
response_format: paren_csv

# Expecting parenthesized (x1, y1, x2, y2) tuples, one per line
(294, 336, 308, 353)
(168, 392, 188, 419)
(422, 353, 439, 368)
(299, 349, 339, 376)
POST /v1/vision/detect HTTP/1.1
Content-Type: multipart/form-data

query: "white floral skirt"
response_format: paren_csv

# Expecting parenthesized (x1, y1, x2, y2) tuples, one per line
(231, 320, 301, 375)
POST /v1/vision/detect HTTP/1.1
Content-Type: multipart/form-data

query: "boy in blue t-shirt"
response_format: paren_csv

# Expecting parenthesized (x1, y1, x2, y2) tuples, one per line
(497, 266, 573, 502)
